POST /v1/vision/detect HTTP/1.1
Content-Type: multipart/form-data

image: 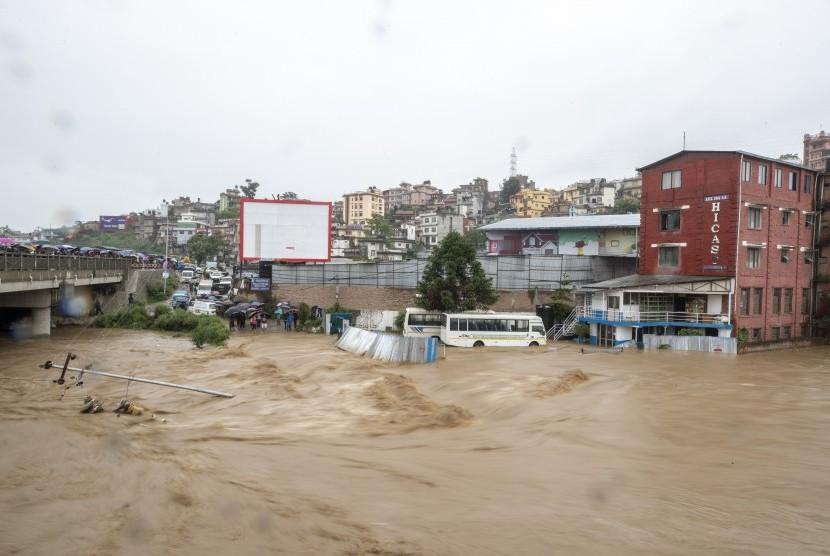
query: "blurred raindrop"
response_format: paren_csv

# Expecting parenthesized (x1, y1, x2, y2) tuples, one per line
(51, 110, 76, 131)
(9, 317, 33, 341)
(0, 29, 23, 50)
(42, 153, 65, 173)
(8, 60, 33, 81)
(59, 296, 90, 318)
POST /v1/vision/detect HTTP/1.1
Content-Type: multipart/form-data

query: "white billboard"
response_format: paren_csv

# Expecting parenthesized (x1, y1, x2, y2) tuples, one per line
(240, 199, 331, 262)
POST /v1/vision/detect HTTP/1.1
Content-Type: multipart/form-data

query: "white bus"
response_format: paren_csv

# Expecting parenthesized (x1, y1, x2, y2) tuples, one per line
(439, 312, 547, 348)
(401, 307, 444, 339)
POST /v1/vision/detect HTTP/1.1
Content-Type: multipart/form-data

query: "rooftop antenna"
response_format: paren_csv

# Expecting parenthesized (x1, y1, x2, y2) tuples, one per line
(510, 147, 518, 177)
(683, 131, 686, 150)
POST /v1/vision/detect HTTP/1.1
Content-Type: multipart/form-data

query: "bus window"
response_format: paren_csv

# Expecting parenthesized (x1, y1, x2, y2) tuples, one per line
(450, 318, 458, 331)
(517, 320, 529, 332)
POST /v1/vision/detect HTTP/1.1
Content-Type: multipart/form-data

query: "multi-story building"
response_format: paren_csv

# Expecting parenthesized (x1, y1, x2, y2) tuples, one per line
(410, 182, 441, 207)
(510, 188, 553, 218)
(218, 188, 241, 212)
(804, 131, 830, 171)
(561, 179, 617, 215)
(616, 175, 643, 199)
(417, 212, 464, 248)
(383, 182, 413, 211)
(332, 201, 344, 224)
(135, 209, 161, 243)
(343, 187, 385, 225)
(575, 150, 819, 348)
(453, 178, 489, 222)
(212, 218, 239, 264)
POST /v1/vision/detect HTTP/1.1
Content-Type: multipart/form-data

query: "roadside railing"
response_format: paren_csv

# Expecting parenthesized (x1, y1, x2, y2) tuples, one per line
(1, 252, 131, 273)
(575, 306, 729, 325)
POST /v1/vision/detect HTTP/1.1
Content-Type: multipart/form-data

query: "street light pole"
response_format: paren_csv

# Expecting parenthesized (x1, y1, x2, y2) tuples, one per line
(162, 201, 170, 296)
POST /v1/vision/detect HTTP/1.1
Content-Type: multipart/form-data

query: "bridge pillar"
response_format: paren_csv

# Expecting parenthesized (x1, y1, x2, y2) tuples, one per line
(32, 307, 51, 336)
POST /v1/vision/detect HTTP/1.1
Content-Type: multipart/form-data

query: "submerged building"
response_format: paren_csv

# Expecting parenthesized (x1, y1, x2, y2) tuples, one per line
(575, 150, 819, 349)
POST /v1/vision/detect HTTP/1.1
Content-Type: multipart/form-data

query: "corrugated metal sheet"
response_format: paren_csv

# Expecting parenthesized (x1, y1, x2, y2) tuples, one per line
(336, 327, 438, 364)
(479, 214, 640, 232)
(642, 334, 737, 354)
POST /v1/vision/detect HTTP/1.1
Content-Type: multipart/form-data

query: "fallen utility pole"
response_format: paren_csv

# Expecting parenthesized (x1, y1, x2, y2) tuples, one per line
(40, 354, 234, 398)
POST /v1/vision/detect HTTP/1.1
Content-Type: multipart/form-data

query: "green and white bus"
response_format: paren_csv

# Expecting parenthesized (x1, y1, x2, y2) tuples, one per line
(439, 312, 547, 348)
(401, 307, 444, 339)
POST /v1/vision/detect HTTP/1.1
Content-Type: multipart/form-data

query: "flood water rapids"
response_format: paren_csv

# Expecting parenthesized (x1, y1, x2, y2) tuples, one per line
(1, 328, 829, 555)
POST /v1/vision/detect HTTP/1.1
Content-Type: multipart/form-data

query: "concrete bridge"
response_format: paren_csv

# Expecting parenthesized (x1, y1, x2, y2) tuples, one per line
(0, 253, 129, 336)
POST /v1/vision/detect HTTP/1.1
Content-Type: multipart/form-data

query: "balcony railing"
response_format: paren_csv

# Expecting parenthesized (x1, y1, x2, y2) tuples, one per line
(576, 306, 730, 325)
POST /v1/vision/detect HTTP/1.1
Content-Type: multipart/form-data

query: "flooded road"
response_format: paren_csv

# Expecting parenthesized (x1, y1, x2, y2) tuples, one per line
(1, 329, 829, 555)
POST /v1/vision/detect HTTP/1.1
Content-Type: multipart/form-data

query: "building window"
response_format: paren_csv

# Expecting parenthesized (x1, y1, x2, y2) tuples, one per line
(772, 288, 781, 314)
(788, 172, 797, 191)
(747, 207, 762, 230)
(661, 170, 682, 190)
(658, 246, 680, 267)
(774, 168, 782, 188)
(660, 210, 681, 231)
(758, 165, 768, 185)
(801, 288, 810, 314)
(623, 292, 640, 305)
(742, 160, 751, 182)
(751, 328, 762, 342)
(783, 288, 793, 314)
(782, 211, 791, 225)
(804, 175, 813, 194)
(739, 288, 749, 316)
(805, 214, 814, 228)
(607, 296, 620, 309)
(780, 247, 793, 263)
(746, 247, 761, 269)
(782, 326, 791, 339)
(801, 323, 810, 338)
(752, 288, 763, 315)
(771, 326, 780, 341)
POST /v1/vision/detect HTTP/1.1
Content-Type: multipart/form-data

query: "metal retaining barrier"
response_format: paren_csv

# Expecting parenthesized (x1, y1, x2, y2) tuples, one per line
(335, 326, 439, 364)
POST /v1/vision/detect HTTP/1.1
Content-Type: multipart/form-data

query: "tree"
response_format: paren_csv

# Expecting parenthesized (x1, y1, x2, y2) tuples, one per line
(465, 228, 487, 251)
(216, 208, 239, 220)
(778, 153, 801, 161)
(239, 178, 260, 198)
(187, 234, 222, 265)
(279, 191, 298, 200)
(366, 214, 393, 238)
(416, 232, 498, 312)
(500, 176, 522, 204)
(608, 196, 640, 214)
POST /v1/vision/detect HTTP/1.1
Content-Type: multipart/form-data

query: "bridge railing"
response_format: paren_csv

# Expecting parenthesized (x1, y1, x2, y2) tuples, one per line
(1, 253, 131, 273)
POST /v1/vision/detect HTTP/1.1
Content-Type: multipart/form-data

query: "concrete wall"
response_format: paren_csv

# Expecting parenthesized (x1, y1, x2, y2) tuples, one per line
(273, 284, 546, 313)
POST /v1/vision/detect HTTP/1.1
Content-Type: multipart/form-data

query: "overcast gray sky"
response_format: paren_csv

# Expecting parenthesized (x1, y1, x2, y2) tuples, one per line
(1, 0, 828, 231)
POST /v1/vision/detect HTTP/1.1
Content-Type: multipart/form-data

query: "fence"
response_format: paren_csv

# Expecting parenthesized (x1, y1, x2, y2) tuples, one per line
(642, 334, 737, 354)
(266, 255, 636, 291)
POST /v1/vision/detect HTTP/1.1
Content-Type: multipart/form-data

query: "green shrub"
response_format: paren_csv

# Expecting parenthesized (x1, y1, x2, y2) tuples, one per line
(298, 302, 310, 324)
(145, 277, 174, 303)
(573, 324, 590, 338)
(302, 317, 322, 332)
(677, 328, 704, 336)
(153, 303, 171, 317)
(95, 303, 154, 329)
(394, 311, 405, 332)
(737, 327, 749, 343)
(192, 316, 230, 348)
(153, 309, 200, 331)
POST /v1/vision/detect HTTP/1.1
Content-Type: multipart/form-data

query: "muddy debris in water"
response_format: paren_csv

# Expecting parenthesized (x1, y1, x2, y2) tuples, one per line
(530, 369, 589, 398)
(364, 374, 473, 433)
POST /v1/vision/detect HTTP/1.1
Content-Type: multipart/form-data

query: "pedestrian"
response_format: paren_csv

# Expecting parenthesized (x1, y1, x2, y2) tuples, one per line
(93, 297, 102, 315)
(285, 311, 294, 331)
(128, 293, 134, 305)
(261, 313, 268, 331)
(250, 313, 258, 330)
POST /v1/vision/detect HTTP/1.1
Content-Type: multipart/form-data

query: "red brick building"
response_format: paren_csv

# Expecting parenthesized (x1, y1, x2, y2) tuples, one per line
(638, 150, 819, 341)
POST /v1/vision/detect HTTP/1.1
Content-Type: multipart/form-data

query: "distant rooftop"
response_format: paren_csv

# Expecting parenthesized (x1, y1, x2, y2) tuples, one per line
(637, 150, 813, 172)
(479, 213, 640, 232)
(581, 274, 725, 290)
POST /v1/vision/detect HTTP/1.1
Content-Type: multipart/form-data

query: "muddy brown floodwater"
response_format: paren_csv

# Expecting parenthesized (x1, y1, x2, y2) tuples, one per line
(1, 329, 830, 555)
